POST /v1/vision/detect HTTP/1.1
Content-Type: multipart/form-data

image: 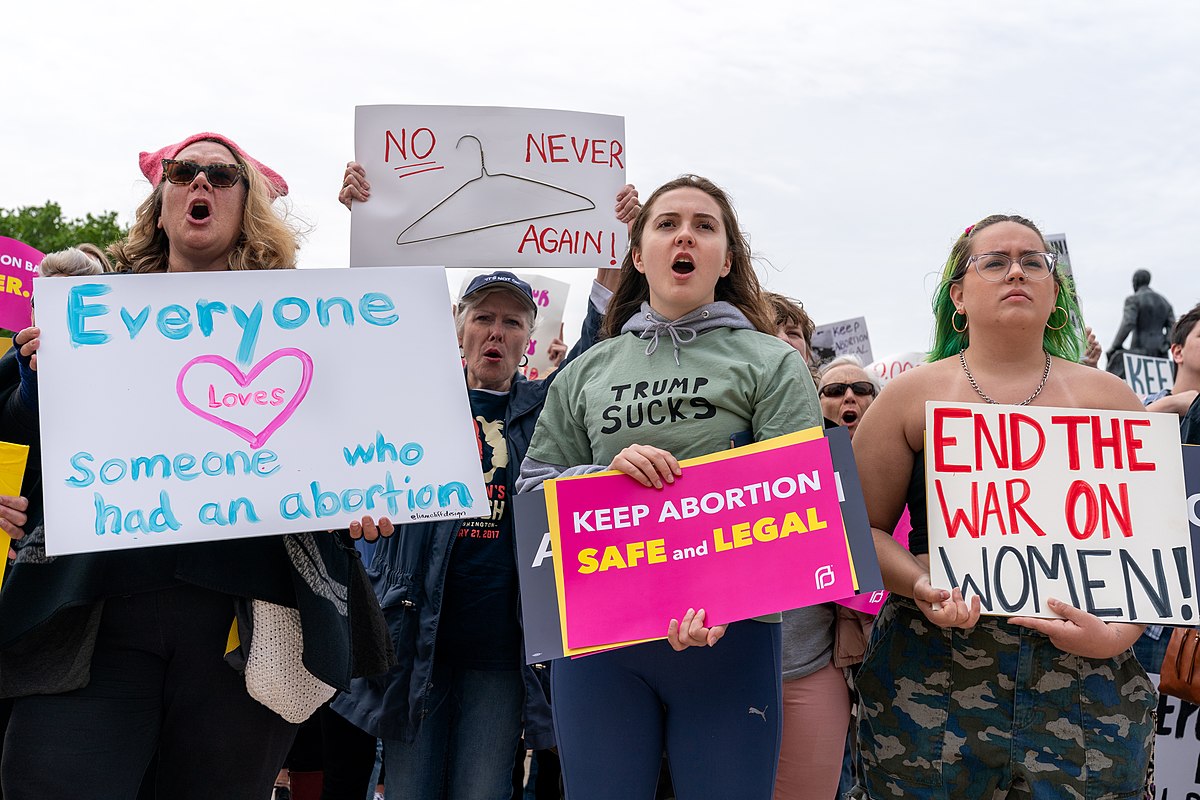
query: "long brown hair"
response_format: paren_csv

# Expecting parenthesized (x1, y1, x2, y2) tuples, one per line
(601, 175, 774, 338)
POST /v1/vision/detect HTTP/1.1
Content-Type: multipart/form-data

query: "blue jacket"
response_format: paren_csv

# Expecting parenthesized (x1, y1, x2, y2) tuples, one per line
(332, 303, 600, 749)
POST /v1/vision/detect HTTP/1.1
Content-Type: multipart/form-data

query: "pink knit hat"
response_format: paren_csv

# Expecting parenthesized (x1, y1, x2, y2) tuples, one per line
(139, 132, 289, 199)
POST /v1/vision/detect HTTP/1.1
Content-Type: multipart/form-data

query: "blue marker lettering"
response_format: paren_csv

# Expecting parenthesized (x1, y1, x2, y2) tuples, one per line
(67, 284, 113, 347)
(196, 299, 229, 337)
(316, 297, 354, 327)
(67, 452, 96, 487)
(173, 453, 199, 481)
(131, 454, 171, 481)
(120, 306, 151, 339)
(99, 458, 128, 485)
(231, 301, 263, 366)
(360, 292, 398, 326)
(273, 297, 310, 330)
(157, 305, 192, 339)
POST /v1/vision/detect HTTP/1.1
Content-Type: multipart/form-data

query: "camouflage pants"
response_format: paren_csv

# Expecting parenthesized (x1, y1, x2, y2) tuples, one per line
(852, 597, 1155, 800)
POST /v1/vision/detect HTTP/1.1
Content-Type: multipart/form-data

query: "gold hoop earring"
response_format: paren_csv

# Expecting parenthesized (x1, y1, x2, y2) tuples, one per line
(1046, 305, 1069, 331)
(952, 310, 968, 334)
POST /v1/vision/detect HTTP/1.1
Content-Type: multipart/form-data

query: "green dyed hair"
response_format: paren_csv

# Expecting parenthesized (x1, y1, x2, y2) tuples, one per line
(928, 214, 1084, 363)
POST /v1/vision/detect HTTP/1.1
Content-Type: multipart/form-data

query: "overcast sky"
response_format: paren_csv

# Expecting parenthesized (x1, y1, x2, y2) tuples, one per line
(3, 1, 1196, 362)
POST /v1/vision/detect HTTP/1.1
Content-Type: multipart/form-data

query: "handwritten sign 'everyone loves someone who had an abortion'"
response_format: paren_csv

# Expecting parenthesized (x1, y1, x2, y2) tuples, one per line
(35, 267, 486, 555)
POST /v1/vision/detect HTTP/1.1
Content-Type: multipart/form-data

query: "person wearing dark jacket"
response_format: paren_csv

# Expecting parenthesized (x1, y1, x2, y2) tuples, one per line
(0, 133, 392, 800)
(335, 165, 638, 800)
(332, 270, 620, 800)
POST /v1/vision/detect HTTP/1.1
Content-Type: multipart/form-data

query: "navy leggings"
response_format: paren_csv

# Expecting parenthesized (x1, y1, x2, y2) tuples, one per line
(551, 620, 782, 800)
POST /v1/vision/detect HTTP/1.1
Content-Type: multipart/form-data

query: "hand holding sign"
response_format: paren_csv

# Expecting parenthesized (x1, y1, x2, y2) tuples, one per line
(609, 443, 681, 489)
(1010, 598, 1143, 659)
(916, 577, 980, 629)
(340, 161, 370, 208)
(667, 608, 726, 651)
(14, 327, 39, 371)
(347, 514, 395, 542)
(0, 493, 28, 560)
(926, 402, 1195, 624)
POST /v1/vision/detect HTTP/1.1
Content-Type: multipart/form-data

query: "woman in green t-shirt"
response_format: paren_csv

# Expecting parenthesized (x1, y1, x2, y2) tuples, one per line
(518, 175, 822, 800)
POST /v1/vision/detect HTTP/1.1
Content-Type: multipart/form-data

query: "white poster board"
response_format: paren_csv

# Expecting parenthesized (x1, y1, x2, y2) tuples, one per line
(811, 316, 872, 368)
(351, 105, 627, 269)
(1124, 352, 1175, 400)
(457, 272, 569, 380)
(867, 351, 925, 387)
(1151, 675, 1200, 797)
(1045, 233, 1075, 285)
(36, 268, 487, 555)
(926, 402, 1194, 623)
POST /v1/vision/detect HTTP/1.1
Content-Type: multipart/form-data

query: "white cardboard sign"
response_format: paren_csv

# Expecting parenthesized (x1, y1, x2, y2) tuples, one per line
(351, 105, 627, 269)
(867, 351, 925, 386)
(811, 316, 872, 368)
(1123, 352, 1174, 399)
(36, 267, 487, 555)
(1151, 673, 1200, 797)
(926, 402, 1194, 623)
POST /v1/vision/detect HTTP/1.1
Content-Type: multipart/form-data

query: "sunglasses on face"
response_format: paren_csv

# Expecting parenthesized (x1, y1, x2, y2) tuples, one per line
(161, 159, 247, 188)
(818, 381, 877, 399)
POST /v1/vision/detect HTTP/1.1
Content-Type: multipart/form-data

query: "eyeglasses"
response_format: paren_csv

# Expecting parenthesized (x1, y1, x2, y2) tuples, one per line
(161, 159, 247, 189)
(965, 252, 1057, 282)
(818, 381, 877, 398)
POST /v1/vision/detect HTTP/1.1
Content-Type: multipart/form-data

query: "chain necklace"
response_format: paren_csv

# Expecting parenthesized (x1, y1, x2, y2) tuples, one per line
(958, 349, 1051, 405)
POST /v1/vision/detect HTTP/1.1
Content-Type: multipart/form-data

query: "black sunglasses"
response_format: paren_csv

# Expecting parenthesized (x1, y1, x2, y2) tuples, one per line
(161, 159, 247, 188)
(818, 381, 877, 398)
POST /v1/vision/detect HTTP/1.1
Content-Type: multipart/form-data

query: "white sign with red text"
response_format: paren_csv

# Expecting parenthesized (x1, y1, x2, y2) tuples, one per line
(351, 105, 627, 269)
(926, 402, 1193, 623)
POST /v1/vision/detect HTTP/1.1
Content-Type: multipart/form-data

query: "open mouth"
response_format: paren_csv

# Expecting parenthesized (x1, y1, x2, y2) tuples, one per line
(841, 410, 859, 425)
(671, 260, 695, 275)
(188, 200, 211, 221)
(483, 347, 503, 361)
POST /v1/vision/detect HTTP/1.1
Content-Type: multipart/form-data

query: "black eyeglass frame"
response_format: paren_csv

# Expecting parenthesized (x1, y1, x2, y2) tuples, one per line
(818, 381, 877, 399)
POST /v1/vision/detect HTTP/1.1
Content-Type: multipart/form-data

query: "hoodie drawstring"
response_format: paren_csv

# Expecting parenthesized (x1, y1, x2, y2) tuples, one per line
(638, 315, 699, 366)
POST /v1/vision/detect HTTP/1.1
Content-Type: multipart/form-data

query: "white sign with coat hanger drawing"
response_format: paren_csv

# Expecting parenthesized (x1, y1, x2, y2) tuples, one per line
(351, 105, 628, 269)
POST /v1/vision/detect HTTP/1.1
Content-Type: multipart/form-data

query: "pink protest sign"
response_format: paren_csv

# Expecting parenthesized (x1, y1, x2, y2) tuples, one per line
(546, 431, 859, 652)
(0, 237, 42, 332)
(836, 508, 911, 614)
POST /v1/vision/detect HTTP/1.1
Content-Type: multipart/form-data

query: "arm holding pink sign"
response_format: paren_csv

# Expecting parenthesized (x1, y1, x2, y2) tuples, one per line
(517, 175, 822, 800)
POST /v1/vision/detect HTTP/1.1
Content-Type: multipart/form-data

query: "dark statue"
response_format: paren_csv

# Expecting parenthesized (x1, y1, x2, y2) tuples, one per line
(1107, 269, 1174, 378)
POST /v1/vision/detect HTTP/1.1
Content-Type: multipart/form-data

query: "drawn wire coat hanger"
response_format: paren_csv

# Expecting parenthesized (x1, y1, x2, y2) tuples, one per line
(396, 134, 596, 246)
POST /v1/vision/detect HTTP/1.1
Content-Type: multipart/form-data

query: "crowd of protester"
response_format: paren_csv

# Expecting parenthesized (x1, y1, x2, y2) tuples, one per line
(0, 131, 1195, 800)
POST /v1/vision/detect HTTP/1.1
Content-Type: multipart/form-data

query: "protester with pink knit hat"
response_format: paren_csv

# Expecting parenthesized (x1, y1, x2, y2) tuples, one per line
(0, 133, 390, 799)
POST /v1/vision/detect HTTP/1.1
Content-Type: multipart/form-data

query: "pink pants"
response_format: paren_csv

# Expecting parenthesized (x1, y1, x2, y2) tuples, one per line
(773, 659, 851, 800)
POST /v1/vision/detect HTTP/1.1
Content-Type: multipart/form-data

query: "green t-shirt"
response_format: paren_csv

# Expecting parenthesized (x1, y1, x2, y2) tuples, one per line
(527, 327, 821, 469)
(527, 326, 821, 625)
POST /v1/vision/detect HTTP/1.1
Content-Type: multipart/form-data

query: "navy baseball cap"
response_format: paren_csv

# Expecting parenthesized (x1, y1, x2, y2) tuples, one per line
(461, 271, 537, 317)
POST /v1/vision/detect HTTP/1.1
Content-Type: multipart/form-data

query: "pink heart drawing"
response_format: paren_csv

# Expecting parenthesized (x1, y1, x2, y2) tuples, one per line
(176, 348, 314, 449)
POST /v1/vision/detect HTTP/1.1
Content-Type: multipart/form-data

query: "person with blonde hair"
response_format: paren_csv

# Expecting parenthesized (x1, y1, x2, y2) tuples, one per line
(1, 132, 388, 800)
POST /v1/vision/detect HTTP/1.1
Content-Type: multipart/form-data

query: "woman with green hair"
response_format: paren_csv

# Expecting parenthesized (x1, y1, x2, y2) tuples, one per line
(847, 214, 1155, 799)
